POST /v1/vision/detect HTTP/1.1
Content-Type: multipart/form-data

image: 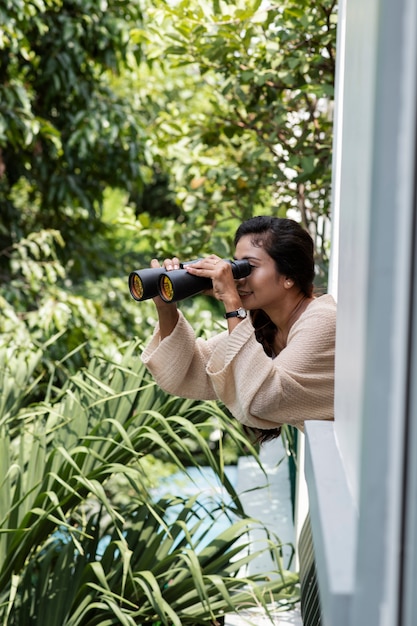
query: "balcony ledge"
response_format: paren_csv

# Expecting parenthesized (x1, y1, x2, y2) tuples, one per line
(304, 421, 357, 626)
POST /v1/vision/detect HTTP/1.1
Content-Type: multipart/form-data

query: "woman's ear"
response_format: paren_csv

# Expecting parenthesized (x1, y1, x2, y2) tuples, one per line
(284, 278, 294, 288)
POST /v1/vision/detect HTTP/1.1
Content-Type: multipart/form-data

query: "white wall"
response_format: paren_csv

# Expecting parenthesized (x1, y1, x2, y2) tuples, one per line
(305, 0, 417, 624)
(332, 0, 379, 506)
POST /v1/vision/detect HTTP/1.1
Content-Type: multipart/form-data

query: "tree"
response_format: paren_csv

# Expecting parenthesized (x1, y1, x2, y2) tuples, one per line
(0, 0, 149, 377)
(0, 0, 337, 383)
(0, 0, 144, 270)
(132, 0, 337, 274)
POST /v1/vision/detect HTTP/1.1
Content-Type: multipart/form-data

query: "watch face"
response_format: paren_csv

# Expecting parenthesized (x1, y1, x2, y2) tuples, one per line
(225, 307, 247, 319)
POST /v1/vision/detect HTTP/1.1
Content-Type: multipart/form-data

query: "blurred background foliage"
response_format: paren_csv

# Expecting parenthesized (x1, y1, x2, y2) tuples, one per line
(0, 0, 336, 619)
(0, 0, 337, 379)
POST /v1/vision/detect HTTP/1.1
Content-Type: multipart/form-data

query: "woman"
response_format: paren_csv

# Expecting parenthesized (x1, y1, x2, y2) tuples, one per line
(141, 216, 336, 440)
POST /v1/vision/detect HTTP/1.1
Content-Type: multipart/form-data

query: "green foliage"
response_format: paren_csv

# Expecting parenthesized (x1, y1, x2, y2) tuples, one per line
(0, 3, 334, 618)
(0, 0, 145, 248)
(0, 0, 337, 385)
(0, 341, 299, 623)
(132, 0, 337, 264)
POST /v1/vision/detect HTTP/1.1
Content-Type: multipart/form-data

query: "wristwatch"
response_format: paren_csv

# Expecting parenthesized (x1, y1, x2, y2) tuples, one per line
(224, 307, 247, 320)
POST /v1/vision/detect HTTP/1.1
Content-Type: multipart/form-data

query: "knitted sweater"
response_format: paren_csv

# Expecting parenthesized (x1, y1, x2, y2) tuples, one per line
(141, 294, 336, 431)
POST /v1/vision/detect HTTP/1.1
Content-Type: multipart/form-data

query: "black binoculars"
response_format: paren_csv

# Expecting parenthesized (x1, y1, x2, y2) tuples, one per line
(129, 259, 252, 303)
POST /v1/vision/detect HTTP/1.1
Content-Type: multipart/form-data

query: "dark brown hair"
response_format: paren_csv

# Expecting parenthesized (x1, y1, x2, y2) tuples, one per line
(234, 215, 315, 296)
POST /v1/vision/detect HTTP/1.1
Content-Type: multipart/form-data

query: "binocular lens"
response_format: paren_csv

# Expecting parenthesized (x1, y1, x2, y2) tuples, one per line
(129, 274, 144, 301)
(160, 274, 174, 302)
(129, 267, 168, 301)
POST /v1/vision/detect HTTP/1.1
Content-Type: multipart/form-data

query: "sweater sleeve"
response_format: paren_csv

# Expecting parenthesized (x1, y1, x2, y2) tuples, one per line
(206, 295, 336, 429)
(141, 310, 222, 400)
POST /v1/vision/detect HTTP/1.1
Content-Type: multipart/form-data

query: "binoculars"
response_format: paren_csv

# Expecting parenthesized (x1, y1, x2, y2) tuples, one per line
(129, 259, 252, 303)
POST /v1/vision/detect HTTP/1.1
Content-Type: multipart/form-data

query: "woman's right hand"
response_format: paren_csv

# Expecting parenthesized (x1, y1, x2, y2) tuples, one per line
(152, 257, 181, 272)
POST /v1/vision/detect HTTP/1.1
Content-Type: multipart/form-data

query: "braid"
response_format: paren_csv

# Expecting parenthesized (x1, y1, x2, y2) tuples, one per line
(251, 309, 277, 358)
(244, 310, 282, 444)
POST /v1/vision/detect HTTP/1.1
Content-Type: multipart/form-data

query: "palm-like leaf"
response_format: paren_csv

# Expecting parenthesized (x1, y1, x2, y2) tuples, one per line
(4, 498, 298, 625)
(0, 340, 299, 623)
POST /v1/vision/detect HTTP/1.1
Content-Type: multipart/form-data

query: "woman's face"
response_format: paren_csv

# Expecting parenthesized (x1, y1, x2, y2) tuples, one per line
(234, 234, 286, 312)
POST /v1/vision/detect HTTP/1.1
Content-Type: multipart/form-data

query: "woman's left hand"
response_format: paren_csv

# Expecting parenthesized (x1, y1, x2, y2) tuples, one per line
(185, 256, 241, 305)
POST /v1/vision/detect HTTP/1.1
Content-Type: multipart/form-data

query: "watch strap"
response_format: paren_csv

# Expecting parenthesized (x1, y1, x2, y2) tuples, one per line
(224, 308, 247, 319)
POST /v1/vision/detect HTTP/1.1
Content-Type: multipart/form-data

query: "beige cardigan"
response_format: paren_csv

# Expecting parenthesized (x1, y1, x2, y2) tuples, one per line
(141, 294, 336, 431)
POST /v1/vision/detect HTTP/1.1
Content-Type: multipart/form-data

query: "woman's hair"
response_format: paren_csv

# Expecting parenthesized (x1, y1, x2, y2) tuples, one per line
(234, 215, 315, 297)
(234, 216, 315, 444)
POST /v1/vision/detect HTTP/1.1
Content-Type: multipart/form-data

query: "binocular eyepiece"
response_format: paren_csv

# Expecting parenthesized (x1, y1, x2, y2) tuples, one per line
(129, 259, 252, 303)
